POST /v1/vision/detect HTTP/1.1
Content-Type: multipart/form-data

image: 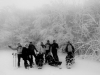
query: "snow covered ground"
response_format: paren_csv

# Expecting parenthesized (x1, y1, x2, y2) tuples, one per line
(0, 50, 100, 75)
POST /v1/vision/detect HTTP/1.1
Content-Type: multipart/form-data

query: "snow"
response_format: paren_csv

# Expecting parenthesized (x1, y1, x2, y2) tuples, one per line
(0, 50, 100, 75)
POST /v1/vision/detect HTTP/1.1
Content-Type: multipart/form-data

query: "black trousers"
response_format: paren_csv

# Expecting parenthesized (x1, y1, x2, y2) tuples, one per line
(45, 50, 50, 63)
(28, 52, 36, 67)
(52, 50, 59, 62)
(23, 55, 29, 68)
(17, 54, 23, 67)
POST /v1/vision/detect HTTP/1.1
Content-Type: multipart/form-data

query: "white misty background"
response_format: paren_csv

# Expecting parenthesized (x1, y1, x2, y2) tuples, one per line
(0, 0, 100, 75)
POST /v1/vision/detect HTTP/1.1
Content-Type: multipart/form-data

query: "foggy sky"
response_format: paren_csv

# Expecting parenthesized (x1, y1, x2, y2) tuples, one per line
(0, 0, 100, 48)
(0, 0, 100, 10)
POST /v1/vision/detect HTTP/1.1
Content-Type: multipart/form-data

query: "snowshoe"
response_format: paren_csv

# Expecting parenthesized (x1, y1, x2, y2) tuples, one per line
(66, 58, 74, 69)
(67, 62, 71, 69)
(54, 61, 62, 69)
(25, 64, 30, 69)
(37, 66, 42, 69)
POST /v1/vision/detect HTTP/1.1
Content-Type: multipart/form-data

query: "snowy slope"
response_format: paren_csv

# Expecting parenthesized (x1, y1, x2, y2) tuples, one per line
(0, 50, 100, 75)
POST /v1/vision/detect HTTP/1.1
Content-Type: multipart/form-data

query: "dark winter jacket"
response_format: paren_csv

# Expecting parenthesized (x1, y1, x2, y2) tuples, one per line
(45, 43, 51, 52)
(28, 44, 37, 53)
(65, 43, 75, 57)
(51, 43, 59, 53)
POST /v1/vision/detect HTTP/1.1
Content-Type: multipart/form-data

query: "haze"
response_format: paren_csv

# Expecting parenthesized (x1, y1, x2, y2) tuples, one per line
(0, 0, 92, 10)
(0, 0, 100, 49)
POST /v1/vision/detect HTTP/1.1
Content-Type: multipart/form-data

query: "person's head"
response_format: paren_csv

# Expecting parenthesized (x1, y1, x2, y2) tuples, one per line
(30, 42, 32, 43)
(47, 40, 50, 43)
(25, 44, 28, 48)
(53, 40, 56, 43)
(30, 42, 33, 45)
(41, 42, 44, 45)
(67, 41, 71, 44)
(18, 43, 21, 46)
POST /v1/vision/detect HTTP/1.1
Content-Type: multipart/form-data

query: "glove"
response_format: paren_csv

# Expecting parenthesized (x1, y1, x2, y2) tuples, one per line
(8, 46, 11, 48)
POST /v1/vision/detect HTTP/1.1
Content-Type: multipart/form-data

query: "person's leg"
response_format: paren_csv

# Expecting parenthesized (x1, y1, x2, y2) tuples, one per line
(52, 50, 59, 62)
(28, 55, 31, 67)
(23, 55, 28, 68)
(33, 52, 36, 58)
(24, 59, 28, 68)
(30, 54, 33, 68)
(45, 51, 47, 63)
(32, 52, 36, 65)
(55, 52, 59, 62)
(45, 50, 49, 63)
(52, 52, 55, 59)
(66, 55, 69, 65)
(31, 54, 33, 63)
(17, 54, 21, 67)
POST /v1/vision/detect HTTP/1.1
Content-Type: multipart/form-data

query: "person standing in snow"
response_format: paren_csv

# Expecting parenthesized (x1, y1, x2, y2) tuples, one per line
(51, 40, 59, 62)
(22, 44, 29, 69)
(45, 40, 51, 64)
(40, 42, 46, 53)
(35, 42, 46, 68)
(28, 42, 38, 68)
(65, 41, 75, 64)
(65, 41, 75, 57)
(9, 43, 23, 67)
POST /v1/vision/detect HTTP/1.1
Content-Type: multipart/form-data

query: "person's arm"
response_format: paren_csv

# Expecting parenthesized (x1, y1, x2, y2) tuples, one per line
(34, 45, 38, 52)
(57, 44, 59, 49)
(70, 44, 75, 53)
(65, 45, 68, 53)
(8, 46, 18, 50)
(72, 45, 75, 57)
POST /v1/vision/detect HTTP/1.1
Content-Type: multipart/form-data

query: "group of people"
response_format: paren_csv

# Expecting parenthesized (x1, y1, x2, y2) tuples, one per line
(9, 40, 75, 69)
